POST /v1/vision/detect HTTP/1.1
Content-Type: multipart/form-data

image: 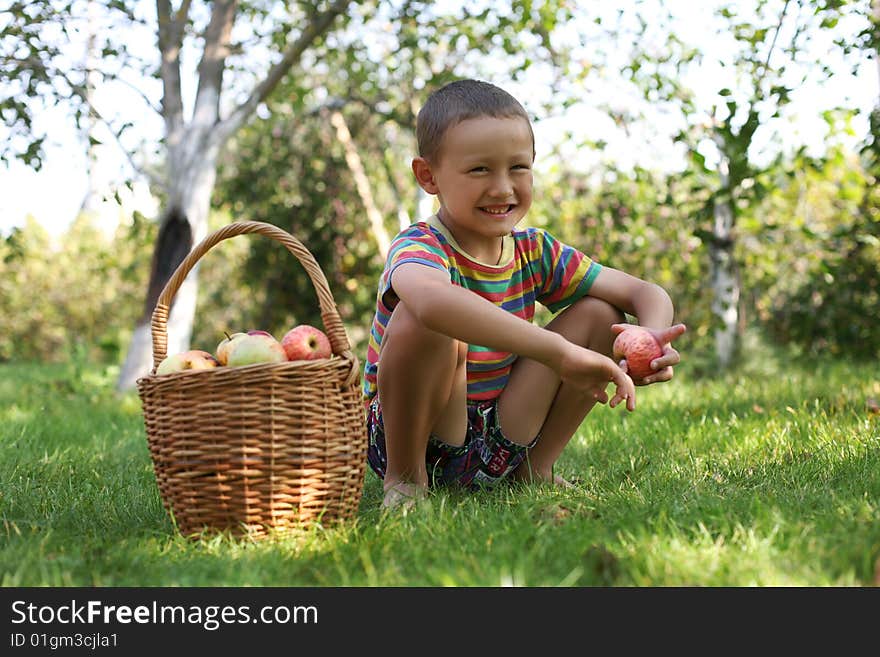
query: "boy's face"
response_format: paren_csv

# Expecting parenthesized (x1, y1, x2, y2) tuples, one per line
(413, 115, 534, 252)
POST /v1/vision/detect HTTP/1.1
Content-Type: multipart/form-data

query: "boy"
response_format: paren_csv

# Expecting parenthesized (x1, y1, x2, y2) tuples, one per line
(363, 79, 686, 508)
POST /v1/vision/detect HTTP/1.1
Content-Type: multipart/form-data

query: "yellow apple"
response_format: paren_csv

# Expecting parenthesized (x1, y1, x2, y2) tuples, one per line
(156, 349, 220, 375)
(215, 332, 247, 365)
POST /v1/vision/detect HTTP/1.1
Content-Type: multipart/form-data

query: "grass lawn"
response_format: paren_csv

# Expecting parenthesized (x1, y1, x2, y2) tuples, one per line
(1, 347, 878, 586)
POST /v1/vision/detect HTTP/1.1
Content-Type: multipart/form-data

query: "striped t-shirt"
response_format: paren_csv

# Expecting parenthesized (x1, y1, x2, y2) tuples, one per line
(362, 214, 602, 405)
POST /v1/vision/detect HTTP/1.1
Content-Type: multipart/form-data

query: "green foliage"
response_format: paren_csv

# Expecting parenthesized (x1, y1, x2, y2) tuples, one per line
(3, 0, 876, 368)
(529, 138, 879, 361)
(531, 165, 716, 355)
(0, 213, 154, 364)
(1, 1, 71, 168)
(756, 146, 880, 357)
(4, 140, 875, 367)
(211, 107, 385, 351)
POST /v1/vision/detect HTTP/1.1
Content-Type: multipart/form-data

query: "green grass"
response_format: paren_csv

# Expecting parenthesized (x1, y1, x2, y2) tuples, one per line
(1, 348, 878, 586)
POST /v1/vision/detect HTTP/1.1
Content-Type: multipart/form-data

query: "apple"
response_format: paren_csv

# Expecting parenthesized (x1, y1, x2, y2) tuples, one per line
(247, 329, 274, 337)
(215, 332, 247, 365)
(226, 332, 287, 366)
(281, 324, 332, 361)
(612, 327, 663, 380)
(156, 349, 220, 375)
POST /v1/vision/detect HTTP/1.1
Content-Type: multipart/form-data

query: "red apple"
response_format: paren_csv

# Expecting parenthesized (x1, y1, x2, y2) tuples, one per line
(215, 332, 247, 365)
(156, 349, 220, 375)
(226, 333, 287, 366)
(281, 324, 332, 361)
(612, 327, 663, 380)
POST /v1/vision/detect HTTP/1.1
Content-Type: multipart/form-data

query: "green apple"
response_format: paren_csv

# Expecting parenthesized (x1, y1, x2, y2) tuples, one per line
(226, 333, 287, 366)
(215, 332, 247, 365)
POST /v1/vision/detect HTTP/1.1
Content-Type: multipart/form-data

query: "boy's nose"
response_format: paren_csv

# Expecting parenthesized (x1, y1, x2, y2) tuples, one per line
(488, 173, 514, 197)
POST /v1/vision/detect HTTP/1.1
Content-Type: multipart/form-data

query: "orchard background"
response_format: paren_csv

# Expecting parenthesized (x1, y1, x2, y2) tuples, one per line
(0, 1, 879, 587)
(2, 0, 878, 379)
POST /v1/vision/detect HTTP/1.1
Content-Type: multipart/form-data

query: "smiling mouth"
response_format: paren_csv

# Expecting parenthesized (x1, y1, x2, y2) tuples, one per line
(480, 204, 515, 215)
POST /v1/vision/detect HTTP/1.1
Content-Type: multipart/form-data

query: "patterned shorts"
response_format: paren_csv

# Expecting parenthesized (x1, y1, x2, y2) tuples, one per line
(366, 395, 537, 489)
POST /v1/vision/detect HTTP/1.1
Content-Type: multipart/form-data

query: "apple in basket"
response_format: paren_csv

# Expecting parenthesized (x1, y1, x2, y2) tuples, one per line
(226, 332, 288, 366)
(156, 349, 219, 375)
(215, 331, 247, 365)
(281, 324, 332, 361)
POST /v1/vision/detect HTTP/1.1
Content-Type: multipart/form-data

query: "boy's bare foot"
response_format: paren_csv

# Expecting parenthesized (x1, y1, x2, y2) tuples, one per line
(551, 473, 578, 489)
(381, 481, 427, 511)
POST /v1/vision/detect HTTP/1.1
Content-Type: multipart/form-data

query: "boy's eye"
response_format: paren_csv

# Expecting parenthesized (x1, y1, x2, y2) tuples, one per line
(469, 166, 488, 173)
(512, 164, 531, 170)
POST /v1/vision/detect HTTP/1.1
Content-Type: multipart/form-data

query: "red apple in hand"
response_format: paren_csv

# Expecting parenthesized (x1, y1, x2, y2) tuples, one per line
(282, 325, 332, 361)
(156, 349, 219, 375)
(612, 327, 663, 380)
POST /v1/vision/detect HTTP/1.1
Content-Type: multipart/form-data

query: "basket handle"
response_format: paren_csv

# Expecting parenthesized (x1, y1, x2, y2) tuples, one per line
(149, 221, 359, 386)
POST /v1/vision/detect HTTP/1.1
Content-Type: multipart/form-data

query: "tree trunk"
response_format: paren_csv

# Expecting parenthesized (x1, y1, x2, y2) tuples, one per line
(116, 146, 219, 390)
(710, 132, 740, 369)
(115, 0, 351, 390)
(330, 109, 391, 258)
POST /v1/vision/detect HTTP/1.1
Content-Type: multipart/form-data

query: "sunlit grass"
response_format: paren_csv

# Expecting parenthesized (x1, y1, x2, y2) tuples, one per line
(1, 351, 878, 587)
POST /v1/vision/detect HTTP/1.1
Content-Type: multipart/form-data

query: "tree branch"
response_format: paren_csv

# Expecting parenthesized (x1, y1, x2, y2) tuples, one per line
(176, 0, 193, 25)
(106, 72, 163, 115)
(307, 93, 413, 129)
(82, 96, 164, 191)
(215, 0, 353, 142)
(156, 0, 186, 140)
(755, 0, 791, 96)
(192, 0, 236, 128)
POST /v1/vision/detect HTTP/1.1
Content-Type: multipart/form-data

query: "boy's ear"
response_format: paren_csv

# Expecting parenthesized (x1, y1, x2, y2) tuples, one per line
(411, 157, 439, 195)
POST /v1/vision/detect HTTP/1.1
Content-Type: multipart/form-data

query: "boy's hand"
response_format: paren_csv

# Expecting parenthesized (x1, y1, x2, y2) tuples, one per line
(611, 323, 687, 386)
(558, 343, 636, 411)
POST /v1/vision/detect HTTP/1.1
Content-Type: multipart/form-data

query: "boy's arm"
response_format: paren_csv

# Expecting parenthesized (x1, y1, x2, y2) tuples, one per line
(390, 262, 636, 410)
(586, 266, 687, 384)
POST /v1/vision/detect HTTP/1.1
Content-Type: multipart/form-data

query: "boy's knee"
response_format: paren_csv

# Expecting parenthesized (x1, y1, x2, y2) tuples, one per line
(383, 302, 433, 345)
(574, 296, 626, 327)
(383, 302, 467, 361)
(384, 301, 414, 333)
(559, 296, 625, 329)
(562, 296, 625, 353)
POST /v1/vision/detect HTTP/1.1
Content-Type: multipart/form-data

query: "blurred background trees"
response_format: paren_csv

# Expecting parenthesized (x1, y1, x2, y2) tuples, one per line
(1, 0, 877, 375)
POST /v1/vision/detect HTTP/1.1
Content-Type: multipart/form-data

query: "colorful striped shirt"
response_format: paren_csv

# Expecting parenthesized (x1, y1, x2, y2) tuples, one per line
(362, 214, 602, 404)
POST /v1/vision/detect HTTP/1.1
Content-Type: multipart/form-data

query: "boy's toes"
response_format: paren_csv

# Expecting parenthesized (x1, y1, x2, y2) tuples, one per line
(381, 482, 427, 512)
(553, 474, 574, 488)
(553, 473, 582, 489)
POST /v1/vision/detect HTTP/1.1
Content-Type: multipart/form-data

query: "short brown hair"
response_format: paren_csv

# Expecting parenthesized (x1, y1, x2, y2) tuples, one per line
(416, 79, 535, 163)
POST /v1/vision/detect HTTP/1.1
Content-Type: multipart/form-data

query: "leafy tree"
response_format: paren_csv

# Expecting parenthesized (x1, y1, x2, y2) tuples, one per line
(2, 0, 593, 389)
(761, 0, 879, 355)
(608, 0, 870, 369)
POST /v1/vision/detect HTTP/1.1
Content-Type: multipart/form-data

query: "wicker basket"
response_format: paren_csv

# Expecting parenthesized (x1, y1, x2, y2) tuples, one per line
(136, 221, 367, 538)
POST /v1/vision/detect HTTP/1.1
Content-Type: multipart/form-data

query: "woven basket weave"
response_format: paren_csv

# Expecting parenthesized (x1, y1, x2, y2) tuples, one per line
(136, 221, 367, 538)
